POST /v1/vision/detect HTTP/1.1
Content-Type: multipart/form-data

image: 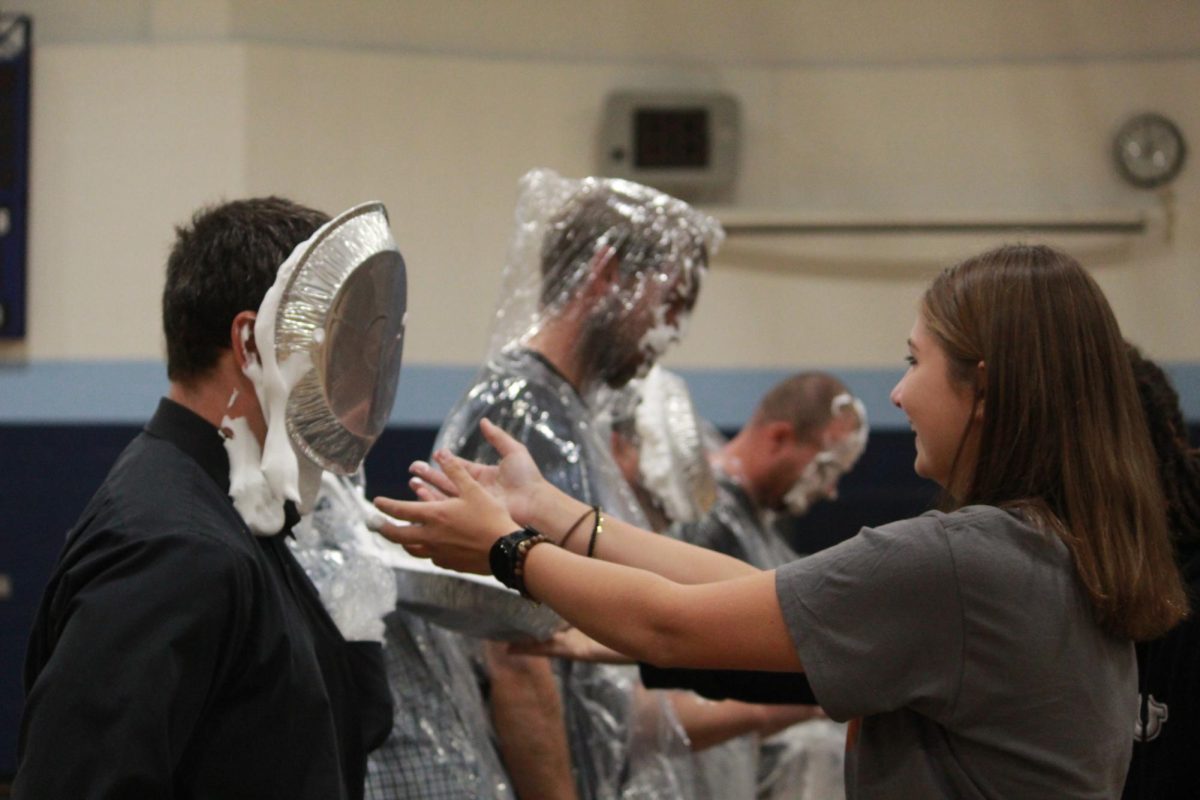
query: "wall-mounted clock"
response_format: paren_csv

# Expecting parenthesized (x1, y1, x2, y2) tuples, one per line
(1113, 112, 1188, 189)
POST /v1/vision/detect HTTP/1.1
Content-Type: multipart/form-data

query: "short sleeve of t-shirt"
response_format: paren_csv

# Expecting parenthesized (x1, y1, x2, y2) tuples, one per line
(775, 512, 964, 723)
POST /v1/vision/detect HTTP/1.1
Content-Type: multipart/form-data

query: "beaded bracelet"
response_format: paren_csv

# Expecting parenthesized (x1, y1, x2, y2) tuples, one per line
(512, 533, 549, 598)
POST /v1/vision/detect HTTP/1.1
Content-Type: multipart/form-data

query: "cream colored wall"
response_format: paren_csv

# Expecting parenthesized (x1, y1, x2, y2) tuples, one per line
(10, 43, 247, 360)
(687, 58, 1200, 369)
(3, 35, 1197, 371)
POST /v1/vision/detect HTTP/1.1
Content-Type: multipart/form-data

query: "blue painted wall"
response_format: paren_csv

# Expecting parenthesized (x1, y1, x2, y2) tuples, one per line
(4, 361, 1200, 428)
(2, 360, 1198, 776)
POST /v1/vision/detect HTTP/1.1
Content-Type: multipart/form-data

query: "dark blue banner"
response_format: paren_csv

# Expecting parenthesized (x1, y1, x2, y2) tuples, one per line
(0, 15, 31, 339)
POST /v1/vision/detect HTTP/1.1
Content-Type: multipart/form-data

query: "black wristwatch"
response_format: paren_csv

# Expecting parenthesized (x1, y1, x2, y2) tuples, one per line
(490, 528, 548, 598)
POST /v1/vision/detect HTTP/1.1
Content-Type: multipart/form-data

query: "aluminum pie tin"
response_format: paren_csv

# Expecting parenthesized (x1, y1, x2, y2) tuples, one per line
(393, 565, 565, 641)
(370, 538, 564, 641)
(276, 202, 407, 474)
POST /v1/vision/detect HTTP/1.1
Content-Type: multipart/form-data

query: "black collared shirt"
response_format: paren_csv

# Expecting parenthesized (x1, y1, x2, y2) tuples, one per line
(15, 398, 391, 799)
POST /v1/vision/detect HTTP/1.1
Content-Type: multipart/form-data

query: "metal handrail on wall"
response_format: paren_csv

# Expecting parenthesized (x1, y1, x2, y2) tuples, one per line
(704, 209, 1149, 237)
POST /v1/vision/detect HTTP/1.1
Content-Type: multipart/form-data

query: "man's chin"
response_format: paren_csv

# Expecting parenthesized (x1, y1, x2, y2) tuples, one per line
(603, 359, 651, 389)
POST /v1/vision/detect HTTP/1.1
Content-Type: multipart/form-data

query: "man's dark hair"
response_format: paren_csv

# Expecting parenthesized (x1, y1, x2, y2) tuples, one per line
(538, 184, 708, 310)
(163, 196, 329, 382)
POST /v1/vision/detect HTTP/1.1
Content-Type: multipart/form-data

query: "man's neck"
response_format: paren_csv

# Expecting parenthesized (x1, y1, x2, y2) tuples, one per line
(169, 380, 230, 430)
(525, 318, 587, 394)
(167, 357, 257, 433)
(714, 434, 765, 511)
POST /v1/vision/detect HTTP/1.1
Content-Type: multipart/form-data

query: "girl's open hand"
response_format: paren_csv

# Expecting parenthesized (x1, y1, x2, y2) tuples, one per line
(374, 443, 516, 574)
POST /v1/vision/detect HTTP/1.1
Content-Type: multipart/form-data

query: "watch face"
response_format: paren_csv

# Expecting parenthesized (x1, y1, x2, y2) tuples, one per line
(489, 535, 514, 581)
(1114, 113, 1188, 189)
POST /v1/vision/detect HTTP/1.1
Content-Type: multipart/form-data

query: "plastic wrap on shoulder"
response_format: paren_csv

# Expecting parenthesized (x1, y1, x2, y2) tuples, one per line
(486, 169, 723, 393)
(289, 471, 398, 642)
(438, 349, 599, 507)
(602, 366, 717, 525)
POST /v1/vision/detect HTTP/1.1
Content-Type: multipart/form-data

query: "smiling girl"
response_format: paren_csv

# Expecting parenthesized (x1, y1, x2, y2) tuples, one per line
(378, 244, 1187, 799)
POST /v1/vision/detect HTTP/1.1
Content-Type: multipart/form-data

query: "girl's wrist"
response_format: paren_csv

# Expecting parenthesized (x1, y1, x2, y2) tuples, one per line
(526, 482, 588, 546)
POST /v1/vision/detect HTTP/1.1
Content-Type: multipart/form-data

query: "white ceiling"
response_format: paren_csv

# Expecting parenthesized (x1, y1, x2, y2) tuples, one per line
(8, 0, 1200, 67)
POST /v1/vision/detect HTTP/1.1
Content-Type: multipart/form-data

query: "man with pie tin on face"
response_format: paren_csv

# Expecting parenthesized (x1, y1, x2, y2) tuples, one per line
(14, 197, 393, 800)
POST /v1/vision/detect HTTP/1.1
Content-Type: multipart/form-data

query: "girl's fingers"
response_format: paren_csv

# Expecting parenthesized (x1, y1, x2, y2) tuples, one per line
(410, 460, 459, 498)
(480, 418, 525, 457)
(402, 542, 431, 559)
(377, 519, 424, 547)
(409, 477, 447, 502)
(451, 454, 489, 480)
(434, 449, 483, 495)
(375, 496, 434, 526)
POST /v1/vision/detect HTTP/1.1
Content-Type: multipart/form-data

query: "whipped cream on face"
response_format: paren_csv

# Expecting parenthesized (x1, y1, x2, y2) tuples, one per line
(254, 338, 314, 509)
(831, 394, 869, 465)
(222, 414, 286, 534)
(781, 456, 829, 516)
(781, 393, 869, 517)
(224, 222, 333, 535)
(635, 305, 689, 380)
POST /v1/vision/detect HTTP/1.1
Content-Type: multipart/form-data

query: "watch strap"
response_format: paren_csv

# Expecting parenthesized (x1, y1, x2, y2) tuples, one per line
(490, 528, 549, 597)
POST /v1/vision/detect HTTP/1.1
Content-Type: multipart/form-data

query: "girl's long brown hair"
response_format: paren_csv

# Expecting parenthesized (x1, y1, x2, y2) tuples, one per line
(922, 244, 1187, 641)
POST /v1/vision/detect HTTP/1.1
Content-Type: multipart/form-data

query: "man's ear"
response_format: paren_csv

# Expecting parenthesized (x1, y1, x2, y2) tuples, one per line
(580, 246, 620, 299)
(764, 420, 795, 453)
(591, 245, 618, 279)
(230, 310, 260, 371)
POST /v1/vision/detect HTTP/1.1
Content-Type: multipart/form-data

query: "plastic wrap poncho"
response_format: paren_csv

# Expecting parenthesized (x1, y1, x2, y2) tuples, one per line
(292, 474, 514, 799)
(435, 169, 723, 800)
(605, 366, 759, 800)
(614, 367, 851, 800)
(486, 168, 719, 392)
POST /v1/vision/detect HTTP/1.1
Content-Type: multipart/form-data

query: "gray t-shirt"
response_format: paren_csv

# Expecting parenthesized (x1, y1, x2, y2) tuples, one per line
(775, 505, 1136, 799)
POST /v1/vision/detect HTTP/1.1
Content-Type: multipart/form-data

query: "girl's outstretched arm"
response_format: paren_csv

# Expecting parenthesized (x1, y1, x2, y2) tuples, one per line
(376, 430, 801, 672)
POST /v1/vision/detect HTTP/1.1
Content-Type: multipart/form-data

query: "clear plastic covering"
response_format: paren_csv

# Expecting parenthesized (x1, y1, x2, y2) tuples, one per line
(296, 477, 517, 798)
(605, 368, 762, 800)
(440, 349, 645, 515)
(487, 168, 721, 394)
(678, 470, 798, 570)
(289, 471, 397, 642)
(620, 688, 698, 799)
(437, 350, 697, 800)
(758, 719, 848, 800)
(609, 364, 796, 567)
(428, 170, 723, 800)
(612, 369, 859, 799)
(690, 733, 759, 800)
(602, 365, 717, 526)
(365, 613, 516, 800)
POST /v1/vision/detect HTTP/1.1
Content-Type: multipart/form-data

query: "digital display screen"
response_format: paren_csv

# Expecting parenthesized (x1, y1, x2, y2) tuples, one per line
(634, 108, 709, 169)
